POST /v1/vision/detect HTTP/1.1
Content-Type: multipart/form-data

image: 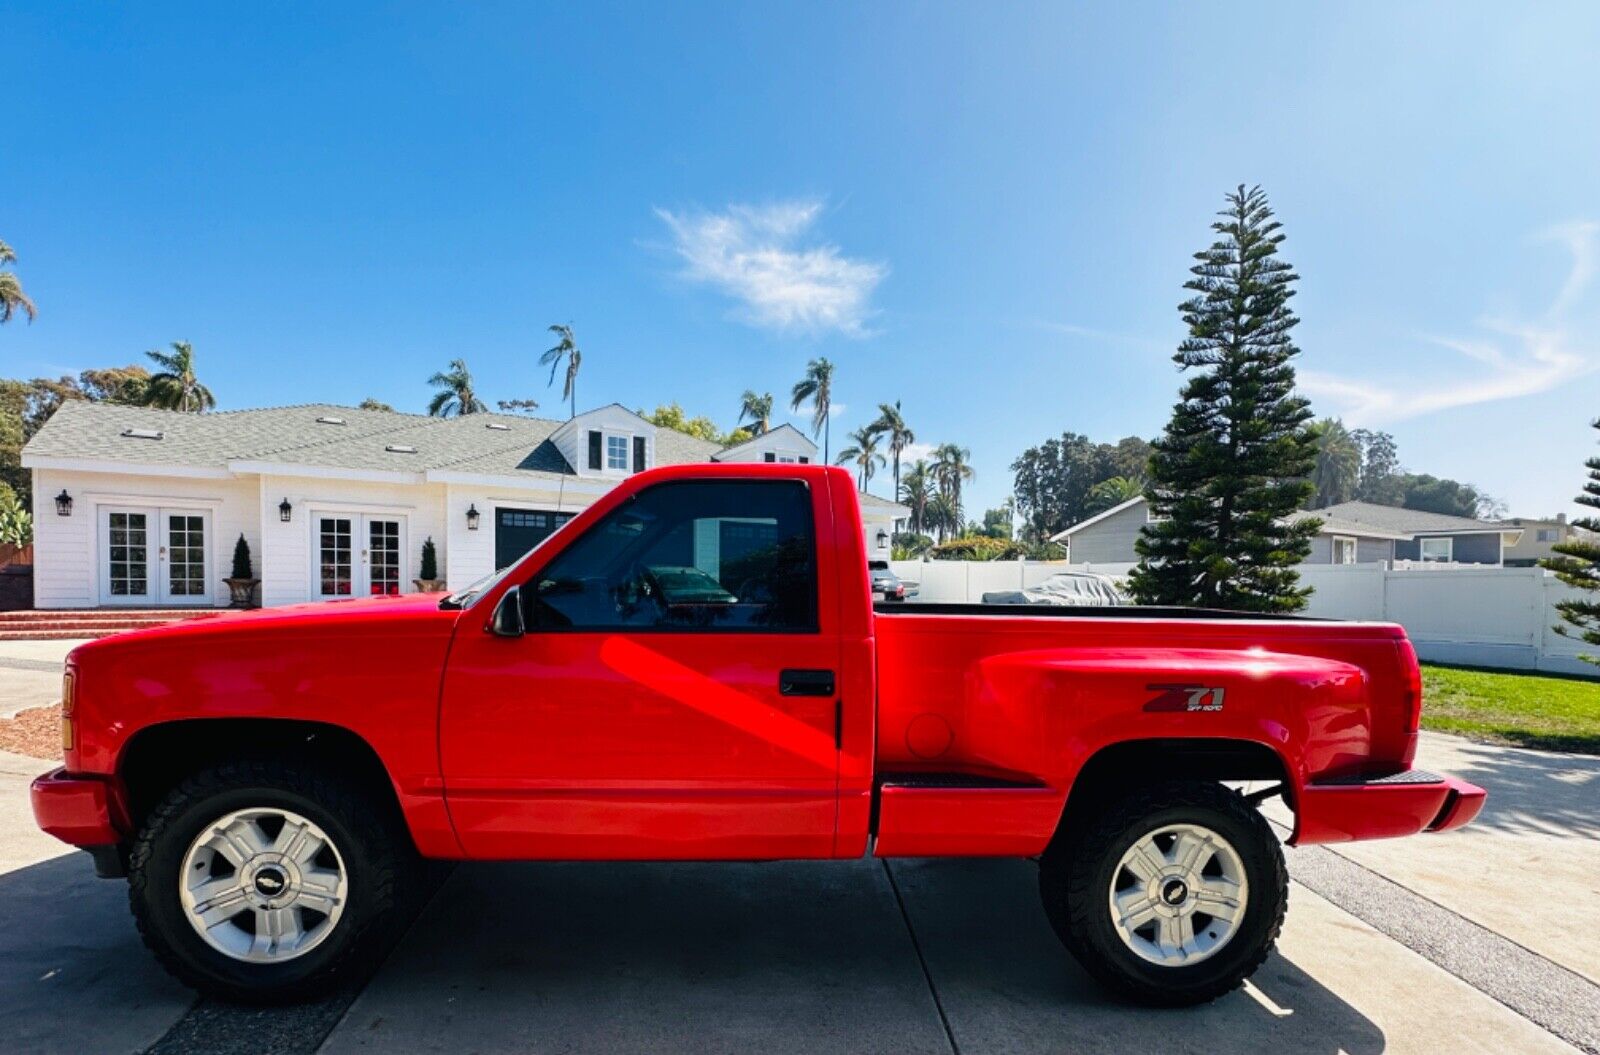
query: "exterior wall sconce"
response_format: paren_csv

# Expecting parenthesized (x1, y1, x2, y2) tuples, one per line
(279, 498, 293, 523)
(876, 529, 889, 550)
(466, 504, 481, 531)
(55, 490, 73, 517)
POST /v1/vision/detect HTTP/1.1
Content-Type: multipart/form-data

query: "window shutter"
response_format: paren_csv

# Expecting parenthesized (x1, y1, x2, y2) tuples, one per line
(633, 436, 646, 473)
(763, 452, 776, 463)
(587, 430, 602, 470)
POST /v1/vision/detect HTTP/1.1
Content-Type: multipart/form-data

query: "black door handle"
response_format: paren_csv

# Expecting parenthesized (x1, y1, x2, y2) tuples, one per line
(779, 669, 835, 697)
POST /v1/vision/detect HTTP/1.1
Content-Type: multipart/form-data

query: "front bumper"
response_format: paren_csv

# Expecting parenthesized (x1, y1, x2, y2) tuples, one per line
(1294, 769, 1486, 845)
(30, 767, 126, 847)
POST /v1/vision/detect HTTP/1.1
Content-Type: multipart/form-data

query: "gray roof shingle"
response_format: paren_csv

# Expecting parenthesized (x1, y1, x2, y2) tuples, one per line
(1311, 500, 1507, 535)
(23, 401, 726, 482)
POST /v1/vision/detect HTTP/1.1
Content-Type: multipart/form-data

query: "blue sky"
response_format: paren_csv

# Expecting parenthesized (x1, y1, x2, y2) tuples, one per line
(6, 2, 1599, 519)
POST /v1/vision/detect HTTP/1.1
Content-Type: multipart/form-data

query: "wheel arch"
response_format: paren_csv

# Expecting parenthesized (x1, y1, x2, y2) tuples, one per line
(1053, 736, 1292, 847)
(118, 718, 412, 849)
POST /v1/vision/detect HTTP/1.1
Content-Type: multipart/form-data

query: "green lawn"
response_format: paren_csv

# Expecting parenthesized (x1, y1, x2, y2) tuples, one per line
(1421, 663, 1600, 754)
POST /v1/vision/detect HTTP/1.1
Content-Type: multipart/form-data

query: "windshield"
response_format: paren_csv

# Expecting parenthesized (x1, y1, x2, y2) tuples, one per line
(439, 512, 580, 609)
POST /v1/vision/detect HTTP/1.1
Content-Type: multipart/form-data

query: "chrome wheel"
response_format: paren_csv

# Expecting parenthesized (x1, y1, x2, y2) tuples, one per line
(1107, 822, 1248, 967)
(178, 807, 348, 963)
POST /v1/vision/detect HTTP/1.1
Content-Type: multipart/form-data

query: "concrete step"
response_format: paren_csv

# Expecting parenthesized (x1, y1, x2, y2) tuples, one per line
(0, 609, 223, 640)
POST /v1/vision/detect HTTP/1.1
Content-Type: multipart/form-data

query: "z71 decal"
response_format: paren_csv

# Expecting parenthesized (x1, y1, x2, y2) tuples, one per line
(1143, 684, 1226, 713)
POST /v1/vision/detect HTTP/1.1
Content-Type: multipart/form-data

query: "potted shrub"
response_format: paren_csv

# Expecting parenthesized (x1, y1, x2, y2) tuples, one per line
(414, 536, 447, 593)
(222, 534, 259, 607)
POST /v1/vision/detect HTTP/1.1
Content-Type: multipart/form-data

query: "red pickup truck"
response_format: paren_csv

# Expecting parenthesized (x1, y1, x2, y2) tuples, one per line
(32, 464, 1484, 1006)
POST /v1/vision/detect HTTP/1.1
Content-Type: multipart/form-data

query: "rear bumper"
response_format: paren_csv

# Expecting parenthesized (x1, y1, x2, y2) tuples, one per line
(30, 768, 126, 847)
(1294, 769, 1486, 845)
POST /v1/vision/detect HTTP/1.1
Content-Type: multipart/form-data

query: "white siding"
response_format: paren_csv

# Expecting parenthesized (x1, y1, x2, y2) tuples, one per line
(714, 425, 817, 464)
(258, 475, 448, 607)
(548, 405, 653, 480)
(32, 467, 259, 609)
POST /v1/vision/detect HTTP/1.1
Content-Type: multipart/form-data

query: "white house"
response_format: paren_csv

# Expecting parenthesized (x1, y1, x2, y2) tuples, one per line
(21, 401, 907, 609)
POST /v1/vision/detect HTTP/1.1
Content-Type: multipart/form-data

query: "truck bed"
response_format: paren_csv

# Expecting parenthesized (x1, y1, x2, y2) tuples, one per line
(866, 604, 1421, 854)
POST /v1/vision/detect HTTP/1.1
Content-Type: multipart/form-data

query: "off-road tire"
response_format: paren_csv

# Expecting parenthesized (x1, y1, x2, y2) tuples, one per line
(128, 760, 413, 1003)
(1038, 780, 1287, 1006)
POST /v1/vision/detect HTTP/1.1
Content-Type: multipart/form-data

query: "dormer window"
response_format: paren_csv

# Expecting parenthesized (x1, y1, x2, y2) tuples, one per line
(606, 434, 629, 471)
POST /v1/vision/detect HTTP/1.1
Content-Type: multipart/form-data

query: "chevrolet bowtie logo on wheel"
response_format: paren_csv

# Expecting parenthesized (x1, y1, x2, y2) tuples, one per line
(1143, 684, 1226, 713)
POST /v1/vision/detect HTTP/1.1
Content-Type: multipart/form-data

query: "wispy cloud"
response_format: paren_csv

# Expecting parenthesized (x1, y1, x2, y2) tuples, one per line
(656, 200, 886, 337)
(1300, 222, 1600, 424)
(900, 441, 938, 464)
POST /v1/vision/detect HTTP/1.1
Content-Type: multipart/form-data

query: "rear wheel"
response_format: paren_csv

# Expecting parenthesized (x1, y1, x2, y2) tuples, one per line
(1039, 780, 1286, 1006)
(129, 760, 412, 1003)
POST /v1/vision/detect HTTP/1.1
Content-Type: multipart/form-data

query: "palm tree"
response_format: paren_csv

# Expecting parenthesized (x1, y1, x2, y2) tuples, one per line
(738, 390, 774, 436)
(142, 341, 216, 412)
(1086, 475, 1145, 514)
(1309, 418, 1361, 508)
(926, 493, 957, 543)
(0, 238, 36, 324)
(899, 460, 934, 536)
(869, 400, 915, 498)
(426, 358, 488, 417)
(932, 443, 974, 528)
(789, 357, 835, 462)
(541, 324, 582, 419)
(835, 427, 885, 491)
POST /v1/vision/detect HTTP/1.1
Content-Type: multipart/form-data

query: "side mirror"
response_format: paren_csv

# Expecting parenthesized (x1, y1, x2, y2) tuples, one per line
(489, 586, 525, 637)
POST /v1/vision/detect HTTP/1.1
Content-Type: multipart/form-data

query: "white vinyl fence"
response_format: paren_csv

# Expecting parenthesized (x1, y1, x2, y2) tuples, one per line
(891, 560, 1595, 677)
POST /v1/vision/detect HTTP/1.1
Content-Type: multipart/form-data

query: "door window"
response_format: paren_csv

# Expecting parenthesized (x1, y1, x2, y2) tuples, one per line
(166, 513, 207, 596)
(527, 480, 818, 632)
(368, 518, 401, 595)
(319, 517, 354, 596)
(108, 512, 151, 598)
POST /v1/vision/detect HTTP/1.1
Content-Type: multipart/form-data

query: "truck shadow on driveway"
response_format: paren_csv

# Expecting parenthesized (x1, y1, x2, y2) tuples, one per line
(319, 857, 1384, 1055)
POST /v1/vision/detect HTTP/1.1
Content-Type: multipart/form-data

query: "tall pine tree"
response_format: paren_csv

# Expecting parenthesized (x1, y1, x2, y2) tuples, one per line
(1540, 418, 1600, 663)
(1129, 185, 1319, 612)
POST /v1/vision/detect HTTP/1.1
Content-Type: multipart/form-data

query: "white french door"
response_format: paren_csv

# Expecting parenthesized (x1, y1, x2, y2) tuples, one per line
(315, 513, 406, 599)
(99, 506, 213, 606)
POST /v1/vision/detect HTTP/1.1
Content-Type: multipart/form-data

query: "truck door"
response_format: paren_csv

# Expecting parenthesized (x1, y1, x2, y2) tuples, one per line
(439, 476, 844, 859)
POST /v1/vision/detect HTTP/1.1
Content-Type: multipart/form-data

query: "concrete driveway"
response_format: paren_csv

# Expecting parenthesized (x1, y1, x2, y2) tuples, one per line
(0, 638, 1593, 1054)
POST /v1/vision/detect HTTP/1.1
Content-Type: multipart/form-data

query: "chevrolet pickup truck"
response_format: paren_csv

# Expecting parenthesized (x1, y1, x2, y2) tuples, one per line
(31, 463, 1485, 1006)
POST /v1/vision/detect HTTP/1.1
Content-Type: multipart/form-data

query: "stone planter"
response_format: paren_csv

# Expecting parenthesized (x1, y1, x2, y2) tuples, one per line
(413, 578, 449, 594)
(223, 577, 259, 608)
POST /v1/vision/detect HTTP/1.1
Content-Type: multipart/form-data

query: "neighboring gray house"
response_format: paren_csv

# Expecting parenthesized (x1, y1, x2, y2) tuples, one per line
(1282, 509, 1410, 564)
(1048, 496, 1150, 564)
(1050, 496, 1519, 566)
(1312, 502, 1523, 565)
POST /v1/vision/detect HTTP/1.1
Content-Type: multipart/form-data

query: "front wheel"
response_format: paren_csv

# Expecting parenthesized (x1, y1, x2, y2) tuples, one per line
(1039, 781, 1287, 1006)
(128, 760, 412, 1003)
